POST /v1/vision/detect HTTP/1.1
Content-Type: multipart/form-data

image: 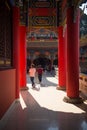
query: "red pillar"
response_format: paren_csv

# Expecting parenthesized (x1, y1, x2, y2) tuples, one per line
(19, 26, 28, 90)
(63, 7, 83, 103)
(57, 26, 66, 90)
(13, 7, 20, 99)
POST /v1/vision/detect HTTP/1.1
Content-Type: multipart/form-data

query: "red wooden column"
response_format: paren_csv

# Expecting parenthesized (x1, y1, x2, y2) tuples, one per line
(63, 7, 83, 103)
(19, 25, 28, 90)
(57, 26, 66, 90)
(13, 6, 20, 99)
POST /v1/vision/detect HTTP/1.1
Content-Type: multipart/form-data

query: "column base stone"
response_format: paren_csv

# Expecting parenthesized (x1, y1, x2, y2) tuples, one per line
(15, 98, 20, 103)
(63, 96, 83, 104)
(56, 86, 66, 90)
(20, 86, 29, 91)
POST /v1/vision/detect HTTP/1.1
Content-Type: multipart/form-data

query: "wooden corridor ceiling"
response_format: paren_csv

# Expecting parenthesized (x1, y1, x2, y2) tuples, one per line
(27, 0, 58, 42)
(24, 0, 85, 43)
(13, 0, 87, 44)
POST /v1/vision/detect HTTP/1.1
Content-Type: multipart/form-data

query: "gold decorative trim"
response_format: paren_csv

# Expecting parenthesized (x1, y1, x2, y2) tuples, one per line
(6, 61, 11, 65)
(80, 34, 87, 46)
(0, 60, 4, 65)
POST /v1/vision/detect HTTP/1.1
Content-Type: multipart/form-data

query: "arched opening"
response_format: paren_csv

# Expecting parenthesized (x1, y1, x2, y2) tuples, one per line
(33, 54, 51, 69)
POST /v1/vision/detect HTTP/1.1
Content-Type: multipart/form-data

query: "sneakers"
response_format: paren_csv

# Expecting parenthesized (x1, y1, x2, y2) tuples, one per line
(32, 84, 40, 91)
(32, 87, 40, 91)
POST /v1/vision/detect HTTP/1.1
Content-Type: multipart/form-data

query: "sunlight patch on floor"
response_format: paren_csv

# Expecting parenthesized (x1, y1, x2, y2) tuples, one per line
(20, 93, 27, 109)
(46, 77, 58, 84)
(28, 87, 85, 114)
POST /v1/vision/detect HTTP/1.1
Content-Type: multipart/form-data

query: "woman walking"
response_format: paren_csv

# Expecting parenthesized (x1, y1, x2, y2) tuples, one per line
(29, 64, 36, 88)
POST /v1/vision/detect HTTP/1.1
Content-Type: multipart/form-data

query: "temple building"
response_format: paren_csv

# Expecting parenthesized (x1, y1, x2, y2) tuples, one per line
(0, 1, 87, 129)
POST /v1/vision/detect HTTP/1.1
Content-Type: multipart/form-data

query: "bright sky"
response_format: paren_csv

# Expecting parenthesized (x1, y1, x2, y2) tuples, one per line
(79, 2, 87, 15)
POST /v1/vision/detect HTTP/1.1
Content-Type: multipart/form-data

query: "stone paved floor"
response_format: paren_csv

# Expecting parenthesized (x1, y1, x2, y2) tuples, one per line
(0, 72, 87, 130)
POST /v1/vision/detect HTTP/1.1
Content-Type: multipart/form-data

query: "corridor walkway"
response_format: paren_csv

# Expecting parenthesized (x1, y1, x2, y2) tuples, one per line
(0, 72, 87, 130)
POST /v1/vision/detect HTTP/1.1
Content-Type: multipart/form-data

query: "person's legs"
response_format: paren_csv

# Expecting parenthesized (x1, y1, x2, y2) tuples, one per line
(38, 74, 42, 83)
(30, 77, 35, 87)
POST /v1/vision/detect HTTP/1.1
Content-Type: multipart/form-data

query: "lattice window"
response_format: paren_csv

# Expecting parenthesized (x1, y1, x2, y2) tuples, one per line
(0, 2, 12, 68)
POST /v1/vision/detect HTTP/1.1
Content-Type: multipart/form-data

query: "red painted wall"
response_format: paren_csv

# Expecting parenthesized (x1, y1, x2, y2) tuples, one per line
(0, 69, 16, 119)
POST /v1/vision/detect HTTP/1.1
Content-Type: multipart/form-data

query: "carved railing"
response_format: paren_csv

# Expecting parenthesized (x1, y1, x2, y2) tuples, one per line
(79, 73, 87, 96)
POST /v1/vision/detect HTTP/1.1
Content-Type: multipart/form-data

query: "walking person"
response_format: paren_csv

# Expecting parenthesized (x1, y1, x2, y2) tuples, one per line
(29, 64, 36, 88)
(36, 65, 43, 85)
